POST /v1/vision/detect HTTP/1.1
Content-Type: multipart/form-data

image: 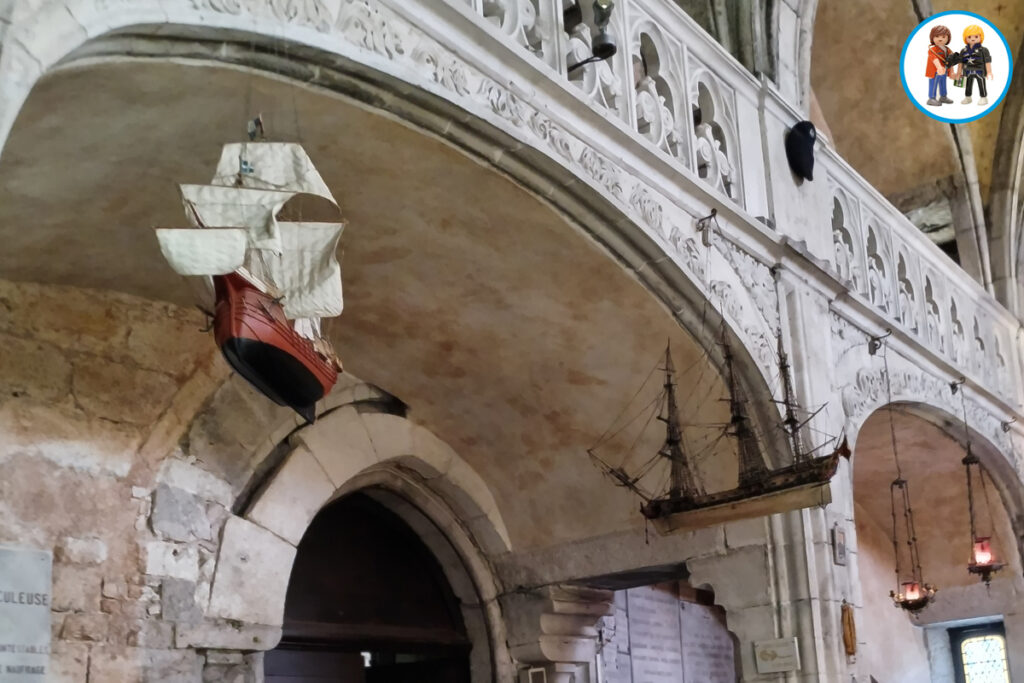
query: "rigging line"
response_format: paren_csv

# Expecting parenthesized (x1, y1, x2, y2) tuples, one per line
(674, 343, 712, 381)
(592, 392, 663, 453)
(690, 430, 729, 464)
(589, 355, 663, 449)
(619, 392, 666, 470)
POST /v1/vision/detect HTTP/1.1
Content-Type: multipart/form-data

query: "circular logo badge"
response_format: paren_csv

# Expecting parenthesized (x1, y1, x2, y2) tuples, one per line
(900, 11, 1013, 123)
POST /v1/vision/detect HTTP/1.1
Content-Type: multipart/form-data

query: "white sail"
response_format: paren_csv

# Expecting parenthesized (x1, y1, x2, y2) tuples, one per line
(264, 222, 345, 319)
(156, 141, 345, 324)
(179, 185, 293, 253)
(211, 143, 336, 205)
(155, 228, 248, 276)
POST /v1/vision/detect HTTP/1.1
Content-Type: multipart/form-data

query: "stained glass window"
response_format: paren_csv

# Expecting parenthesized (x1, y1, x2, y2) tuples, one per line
(960, 634, 1009, 683)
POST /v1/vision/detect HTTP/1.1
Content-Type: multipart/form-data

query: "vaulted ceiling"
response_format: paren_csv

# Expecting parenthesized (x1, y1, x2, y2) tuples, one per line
(0, 59, 739, 550)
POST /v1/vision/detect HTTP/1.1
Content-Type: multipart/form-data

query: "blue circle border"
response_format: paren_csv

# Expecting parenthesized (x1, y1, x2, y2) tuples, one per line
(899, 10, 1014, 124)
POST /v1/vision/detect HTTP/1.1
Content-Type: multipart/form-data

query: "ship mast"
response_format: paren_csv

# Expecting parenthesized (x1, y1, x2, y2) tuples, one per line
(724, 343, 768, 488)
(660, 345, 702, 499)
(777, 332, 807, 464)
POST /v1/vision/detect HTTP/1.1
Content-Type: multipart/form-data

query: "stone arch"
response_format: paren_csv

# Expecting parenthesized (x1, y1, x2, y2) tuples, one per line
(840, 364, 1024, 555)
(0, 0, 790, 460)
(207, 402, 513, 680)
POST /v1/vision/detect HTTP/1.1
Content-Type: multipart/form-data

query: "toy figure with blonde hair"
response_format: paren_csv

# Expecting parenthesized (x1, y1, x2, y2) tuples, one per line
(953, 24, 994, 105)
(925, 25, 953, 106)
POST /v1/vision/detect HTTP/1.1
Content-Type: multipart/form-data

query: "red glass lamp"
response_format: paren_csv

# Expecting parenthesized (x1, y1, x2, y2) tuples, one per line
(890, 580, 937, 612)
(967, 535, 1004, 585)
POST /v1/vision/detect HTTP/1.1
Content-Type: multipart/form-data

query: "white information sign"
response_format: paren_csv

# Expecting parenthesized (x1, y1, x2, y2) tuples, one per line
(753, 637, 801, 674)
(0, 546, 51, 681)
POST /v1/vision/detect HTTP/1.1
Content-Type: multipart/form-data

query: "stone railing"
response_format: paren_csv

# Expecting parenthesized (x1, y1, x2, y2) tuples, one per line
(823, 147, 1021, 405)
(454, 0, 1023, 408)
(464, 0, 761, 211)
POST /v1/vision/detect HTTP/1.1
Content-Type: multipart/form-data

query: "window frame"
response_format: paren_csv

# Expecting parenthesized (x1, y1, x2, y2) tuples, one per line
(949, 621, 1009, 683)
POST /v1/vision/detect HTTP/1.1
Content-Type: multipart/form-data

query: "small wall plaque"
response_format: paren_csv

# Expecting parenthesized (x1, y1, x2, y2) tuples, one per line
(754, 637, 801, 674)
(832, 524, 848, 566)
(0, 545, 52, 679)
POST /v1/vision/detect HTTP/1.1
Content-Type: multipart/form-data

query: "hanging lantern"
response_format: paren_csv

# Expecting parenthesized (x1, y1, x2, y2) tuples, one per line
(954, 383, 1005, 587)
(887, 476, 938, 613)
(890, 580, 936, 612)
(872, 335, 937, 614)
(962, 454, 1005, 585)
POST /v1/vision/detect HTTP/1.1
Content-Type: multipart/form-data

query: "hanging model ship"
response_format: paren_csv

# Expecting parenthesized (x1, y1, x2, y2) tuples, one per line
(588, 335, 849, 534)
(154, 125, 345, 424)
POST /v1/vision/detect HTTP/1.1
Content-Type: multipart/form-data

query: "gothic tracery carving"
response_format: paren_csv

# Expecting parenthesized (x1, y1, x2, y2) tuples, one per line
(633, 32, 682, 159)
(896, 252, 919, 334)
(566, 18, 621, 111)
(483, 0, 544, 58)
(689, 67, 741, 204)
(865, 224, 893, 314)
(924, 275, 944, 354)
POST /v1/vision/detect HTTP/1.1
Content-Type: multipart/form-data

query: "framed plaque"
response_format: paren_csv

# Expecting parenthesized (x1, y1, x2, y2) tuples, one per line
(0, 546, 52, 679)
(832, 525, 848, 566)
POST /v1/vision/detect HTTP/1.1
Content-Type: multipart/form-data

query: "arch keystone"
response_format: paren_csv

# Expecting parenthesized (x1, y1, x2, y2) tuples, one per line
(288, 404, 379, 487)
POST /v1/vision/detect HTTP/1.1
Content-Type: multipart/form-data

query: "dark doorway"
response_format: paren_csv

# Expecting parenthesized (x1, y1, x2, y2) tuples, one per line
(265, 492, 472, 683)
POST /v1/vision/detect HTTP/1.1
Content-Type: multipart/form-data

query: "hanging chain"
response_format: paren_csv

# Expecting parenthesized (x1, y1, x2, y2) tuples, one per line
(882, 347, 903, 479)
(882, 340, 925, 587)
(883, 343, 906, 588)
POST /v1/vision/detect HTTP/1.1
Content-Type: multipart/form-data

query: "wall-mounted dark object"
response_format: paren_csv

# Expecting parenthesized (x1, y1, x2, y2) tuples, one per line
(785, 120, 816, 182)
(567, 1, 617, 73)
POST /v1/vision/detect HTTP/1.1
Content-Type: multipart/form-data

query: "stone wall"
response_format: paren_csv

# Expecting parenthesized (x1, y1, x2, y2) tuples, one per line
(0, 278, 512, 682)
(852, 505, 930, 683)
(0, 279, 270, 681)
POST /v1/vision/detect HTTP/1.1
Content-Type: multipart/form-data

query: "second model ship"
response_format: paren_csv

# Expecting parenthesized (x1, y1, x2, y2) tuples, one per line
(589, 336, 848, 534)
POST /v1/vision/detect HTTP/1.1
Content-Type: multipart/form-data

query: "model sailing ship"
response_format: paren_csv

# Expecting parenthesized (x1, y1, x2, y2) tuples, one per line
(589, 336, 849, 534)
(154, 120, 345, 424)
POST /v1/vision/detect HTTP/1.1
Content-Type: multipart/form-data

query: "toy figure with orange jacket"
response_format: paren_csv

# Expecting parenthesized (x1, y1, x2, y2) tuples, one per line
(925, 25, 954, 106)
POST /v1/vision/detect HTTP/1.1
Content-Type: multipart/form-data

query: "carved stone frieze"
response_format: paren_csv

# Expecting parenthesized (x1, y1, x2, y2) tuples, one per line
(828, 312, 868, 365)
(717, 240, 778, 331)
(840, 366, 1009, 454)
(526, 110, 576, 162)
(336, 0, 407, 57)
(709, 281, 774, 376)
(666, 225, 706, 283)
(578, 147, 623, 200)
(191, 0, 334, 32)
(629, 186, 665, 238)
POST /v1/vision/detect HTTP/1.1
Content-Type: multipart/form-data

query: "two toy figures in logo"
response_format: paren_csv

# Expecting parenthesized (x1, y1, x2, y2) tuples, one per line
(926, 24, 993, 107)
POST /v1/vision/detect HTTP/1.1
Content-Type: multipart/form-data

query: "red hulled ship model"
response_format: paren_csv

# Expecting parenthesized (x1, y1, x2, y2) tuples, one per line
(156, 137, 345, 423)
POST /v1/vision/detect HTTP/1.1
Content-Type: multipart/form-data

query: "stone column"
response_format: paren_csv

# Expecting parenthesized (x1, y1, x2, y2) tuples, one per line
(503, 585, 614, 683)
(1004, 611, 1024, 682)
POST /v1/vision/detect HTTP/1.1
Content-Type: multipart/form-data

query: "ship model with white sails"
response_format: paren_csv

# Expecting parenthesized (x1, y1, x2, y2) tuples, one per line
(588, 336, 848, 534)
(154, 126, 345, 424)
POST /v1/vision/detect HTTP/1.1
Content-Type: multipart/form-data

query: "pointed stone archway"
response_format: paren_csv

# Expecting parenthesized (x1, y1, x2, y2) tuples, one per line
(205, 404, 514, 682)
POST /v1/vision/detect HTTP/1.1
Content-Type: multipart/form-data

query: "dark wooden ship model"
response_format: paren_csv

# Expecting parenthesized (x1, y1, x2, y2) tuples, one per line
(155, 140, 345, 423)
(589, 336, 848, 534)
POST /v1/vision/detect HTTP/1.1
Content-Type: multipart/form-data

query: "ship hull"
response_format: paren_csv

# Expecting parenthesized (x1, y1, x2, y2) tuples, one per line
(641, 453, 841, 535)
(213, 273, 338, 423)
